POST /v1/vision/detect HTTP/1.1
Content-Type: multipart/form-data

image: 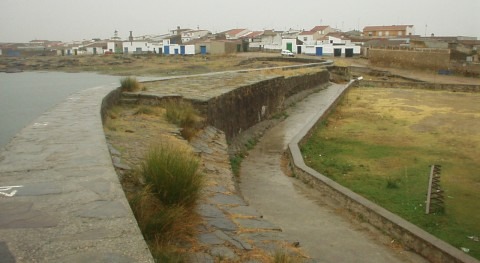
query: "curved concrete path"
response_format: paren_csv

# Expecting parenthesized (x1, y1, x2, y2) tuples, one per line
(0, 84, 153, 262)
(239, 84, 426, 262)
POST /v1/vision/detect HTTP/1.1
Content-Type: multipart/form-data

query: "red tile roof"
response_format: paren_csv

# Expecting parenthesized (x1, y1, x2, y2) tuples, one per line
(241, 31, 263, 38)
(299, 31, 315, 36)
(224, 29, 247, 36)
(310, 26, 330, 32)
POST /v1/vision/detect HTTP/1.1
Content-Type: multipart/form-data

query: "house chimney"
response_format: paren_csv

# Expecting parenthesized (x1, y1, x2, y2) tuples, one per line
(129, 31, 133, 42)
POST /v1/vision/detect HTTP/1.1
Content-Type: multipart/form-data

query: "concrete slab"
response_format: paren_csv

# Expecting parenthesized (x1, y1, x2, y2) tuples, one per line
(0, 84, 153, 262)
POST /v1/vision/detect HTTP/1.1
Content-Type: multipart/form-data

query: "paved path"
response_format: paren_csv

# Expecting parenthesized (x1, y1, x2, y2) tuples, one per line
(239, 84, 426, 262)
(0, 84, 153, 262)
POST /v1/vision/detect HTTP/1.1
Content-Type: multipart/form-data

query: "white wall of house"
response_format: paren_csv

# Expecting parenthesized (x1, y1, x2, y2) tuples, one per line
(85, 46, 106, 55)
(184, 45, 195, 55)
(263, 44, 282, 52)
(282, 39, 298, 53)
(163, 44, 195, 55)
(261, 34, 282, 45)
(122, 41, 152, 54)
(303, 43, 360, 56)
(107, 42, 116, 52)
(181, 30, 210, 43)
(298, 34, 315, 45)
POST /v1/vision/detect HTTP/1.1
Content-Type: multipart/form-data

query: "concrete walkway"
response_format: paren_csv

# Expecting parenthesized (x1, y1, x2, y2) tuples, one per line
(0, 84, 153, 262)
(239, 84, 426, 262)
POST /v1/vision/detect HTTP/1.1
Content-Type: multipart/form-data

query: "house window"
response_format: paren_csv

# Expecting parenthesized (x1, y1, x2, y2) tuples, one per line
(386, 31, 390, 36)
(368, 32, 373, 37)
(398, 31, 403, 36)
(304, 37, 308, 41)
(379, 31, 383, 36)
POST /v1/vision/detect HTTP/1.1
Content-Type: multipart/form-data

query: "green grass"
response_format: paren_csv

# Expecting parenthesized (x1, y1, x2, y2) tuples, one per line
(301, 88, 480, 259)
(141, 143, 203, 207)
(230, 153, 245, 177)
(120, 76, 142, 92)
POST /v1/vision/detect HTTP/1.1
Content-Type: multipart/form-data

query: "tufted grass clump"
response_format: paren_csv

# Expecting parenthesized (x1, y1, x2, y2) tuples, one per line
(120, 76, 141, 92)
(165, 100, 204, 141)
(142, 143, 203, 207)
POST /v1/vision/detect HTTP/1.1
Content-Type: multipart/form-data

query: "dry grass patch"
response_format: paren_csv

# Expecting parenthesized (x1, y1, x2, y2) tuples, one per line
(104, 104, 203, 262)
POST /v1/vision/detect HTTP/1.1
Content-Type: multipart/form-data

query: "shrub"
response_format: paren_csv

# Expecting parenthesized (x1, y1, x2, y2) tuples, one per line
(141, 143, 202, 207)
(120, 76, 141, 92)
(130, 187, 188, 240)
(164, 100, 203, 140)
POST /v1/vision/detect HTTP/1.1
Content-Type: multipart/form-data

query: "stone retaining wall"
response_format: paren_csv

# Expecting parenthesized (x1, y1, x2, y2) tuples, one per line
(206, 70, 329, 140)
(360, 80, 480, 93)
(286, 81, 479, 263)
(368, 48, 451, 71)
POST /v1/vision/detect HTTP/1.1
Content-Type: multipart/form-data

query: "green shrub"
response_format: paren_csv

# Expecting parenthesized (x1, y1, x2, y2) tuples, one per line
(142, 143, 202, 207)
(165, 100, 203, 140)
(120, 76, 141, 92)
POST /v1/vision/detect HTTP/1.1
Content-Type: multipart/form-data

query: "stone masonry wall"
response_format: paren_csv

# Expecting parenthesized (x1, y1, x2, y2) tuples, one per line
(360, 80, 480, 93)
(369, 48, 451, 71)
(206, 70, 329, 141)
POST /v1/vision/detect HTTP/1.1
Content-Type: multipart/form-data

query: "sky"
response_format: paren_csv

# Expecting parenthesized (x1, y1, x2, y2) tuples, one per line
(1, 0, 479, 43)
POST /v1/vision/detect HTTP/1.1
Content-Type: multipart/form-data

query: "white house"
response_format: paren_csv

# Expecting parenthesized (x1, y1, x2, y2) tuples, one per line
(297, 31, 320, 45)
(162, 44, 195, 55)
(243, 30, 283, 52)
(282, 38, 304, 54)
(122, 41, 153, 54)
(107, 41, 123, 54)
(84, 42, 107, 55)
(303, 36, 360, 57)
(181, 29, 210, 43)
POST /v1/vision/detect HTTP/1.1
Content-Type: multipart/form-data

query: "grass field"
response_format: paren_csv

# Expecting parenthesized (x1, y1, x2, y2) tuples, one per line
(301, 87, 480, 259)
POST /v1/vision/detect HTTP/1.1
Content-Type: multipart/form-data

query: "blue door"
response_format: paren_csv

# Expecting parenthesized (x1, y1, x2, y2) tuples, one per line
(316, 47, 323, 56)
(164, 46, 170, 55)
(180, 46, 186, 55)
(200, 46, 207, 55)
(174, 48, 179, 55)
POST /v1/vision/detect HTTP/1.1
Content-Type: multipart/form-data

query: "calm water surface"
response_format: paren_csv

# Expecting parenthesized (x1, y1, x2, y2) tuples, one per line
(0, 72, 120, 149)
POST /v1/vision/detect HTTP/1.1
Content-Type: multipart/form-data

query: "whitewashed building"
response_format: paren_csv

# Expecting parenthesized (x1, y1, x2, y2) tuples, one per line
(84, 42, 107, 55)
(162, 44, 195, 55)
(122, 41, 154, 54)
(303, 36, 360, 57)
(181, 29, 211, 43)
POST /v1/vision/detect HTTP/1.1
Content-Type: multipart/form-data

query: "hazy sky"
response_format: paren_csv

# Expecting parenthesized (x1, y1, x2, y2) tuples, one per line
(1, 0, 479, 42)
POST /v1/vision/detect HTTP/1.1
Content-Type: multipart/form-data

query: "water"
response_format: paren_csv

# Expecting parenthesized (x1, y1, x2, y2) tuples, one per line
(0, 72, 120, 149)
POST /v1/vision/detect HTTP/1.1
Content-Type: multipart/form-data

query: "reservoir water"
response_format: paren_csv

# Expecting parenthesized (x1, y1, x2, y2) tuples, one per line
(0, 72, 120, 149)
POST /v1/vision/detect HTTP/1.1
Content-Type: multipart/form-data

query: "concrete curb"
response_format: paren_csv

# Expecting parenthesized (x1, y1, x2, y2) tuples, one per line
(286, 80, 479, 263)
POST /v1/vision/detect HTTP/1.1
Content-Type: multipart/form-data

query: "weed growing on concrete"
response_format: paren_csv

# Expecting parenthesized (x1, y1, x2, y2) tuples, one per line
(165, 100, 203, 141)
(142, 143, 203, 207)
(230, 153, 244, 177)
(120, 76, 141, 92)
